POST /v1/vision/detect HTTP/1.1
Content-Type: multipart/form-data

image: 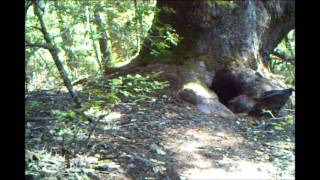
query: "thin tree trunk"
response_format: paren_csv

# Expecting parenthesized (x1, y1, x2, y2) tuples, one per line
(134, 0, 142, 54)
(33, 0, 82, 108)
(86, 5, 103, 73)
(94, 4, 111, 74)
(271, 51, 295, 65)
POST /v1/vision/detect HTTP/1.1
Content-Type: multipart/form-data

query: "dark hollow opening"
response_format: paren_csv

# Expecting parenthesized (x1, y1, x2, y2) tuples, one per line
(210, 74, 242, 106)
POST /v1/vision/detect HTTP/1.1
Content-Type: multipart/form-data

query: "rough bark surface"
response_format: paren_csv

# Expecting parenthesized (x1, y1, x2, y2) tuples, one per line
(106, 0, 295, 118)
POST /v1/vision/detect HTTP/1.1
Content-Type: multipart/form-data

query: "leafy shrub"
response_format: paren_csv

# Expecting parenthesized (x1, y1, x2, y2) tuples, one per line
(106, 73, 170, 103)
(85, 72, 170, 104)
(50, 109, 87, 144)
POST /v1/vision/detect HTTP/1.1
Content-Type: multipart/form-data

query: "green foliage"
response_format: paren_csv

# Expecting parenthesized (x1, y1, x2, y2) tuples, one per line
(31, 100, 43, 109)
(273, 116, 295, 131)
(269, 30, 295, 85)
(105, 72, 169, 103)
(285, 115, 294, 125)
(50, 109, 87, 142)
(49, 106, 109, 153)
(149, 24, 181, 57)
(259, 109, 294, 131)
(148, 6, 181, 57)
(26, 0, 157, 90)
(83, 72, 169, 104)
(26, 100, 44, 116)
(274, 123, 284, 131)
(207, 1, 237, 9)
(216, 1, 237, 9)
(106, 90, 122, 104)
(41, 72, 169, 152)
(268, 30, 295, 111)
(110, 73, 169, 102)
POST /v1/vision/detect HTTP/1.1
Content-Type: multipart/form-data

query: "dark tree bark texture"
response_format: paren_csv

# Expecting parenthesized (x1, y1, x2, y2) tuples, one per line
(107, 0, 295, 118)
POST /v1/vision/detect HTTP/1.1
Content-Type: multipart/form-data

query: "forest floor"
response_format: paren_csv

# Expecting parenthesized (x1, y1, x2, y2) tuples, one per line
(25, 89, 295, 179)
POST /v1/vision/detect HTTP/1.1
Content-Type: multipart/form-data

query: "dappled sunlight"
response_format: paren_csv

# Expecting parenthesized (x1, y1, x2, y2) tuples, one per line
(183, 82, 213, 98)
(101, 111, 123, 123)
(180, 141, 200, 153)
(26, 149, 129, 179)
(180, 155, 295, 179)
(162, 127, 252, 175)
(26, 0, 294, 178)
(26, 89, 294, 179)
(161, 124, 294, 179)
(181, 158, 279, 180)
(160, 120, 295, 179)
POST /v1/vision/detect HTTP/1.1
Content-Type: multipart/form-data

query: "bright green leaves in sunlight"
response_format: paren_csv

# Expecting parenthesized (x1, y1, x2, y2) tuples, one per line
(215, 1, 237, 9)
(165, 29, 180, 46)
(26, 0, 158, 90)
(149, 25, 181, 57)
(207, 1, 237, 9)
(106, 72, 170, 103)
(285, 115, 294, 125)
(81, 71, 169, 108)
(274, 123, 284, 131)
(269, 30, 295, 85)
(145, 4, 181, 57)
(259, 109, 294, 131)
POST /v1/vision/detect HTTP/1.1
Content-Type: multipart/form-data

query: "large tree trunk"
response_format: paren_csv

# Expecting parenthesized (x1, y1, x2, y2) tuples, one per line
(107, 0, 295, 118)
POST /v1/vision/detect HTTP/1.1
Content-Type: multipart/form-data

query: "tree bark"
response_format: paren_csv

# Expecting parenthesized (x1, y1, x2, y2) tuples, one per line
(33, 0, 82, 108)
(94, 3, 111, 74)
(271, 51, 295, 65)
(106, 0, 295, 118)
(86, 5, 103, 73)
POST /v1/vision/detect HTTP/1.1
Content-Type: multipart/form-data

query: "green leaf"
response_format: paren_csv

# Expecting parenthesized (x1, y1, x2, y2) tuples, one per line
(285, 115, 294, 125)
(274, 124, 283, 131)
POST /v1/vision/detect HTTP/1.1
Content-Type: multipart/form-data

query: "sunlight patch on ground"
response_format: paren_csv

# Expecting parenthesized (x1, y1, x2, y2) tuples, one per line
(179, 130, 214, 153)
(163, 128, 244, 153)
(102, 111, 123, 122)
(183, 82, 213, 98)
(190, 153, 213, 169)
(180, 157, 291, 180)
(160, 127, 291, 179)
(181, 167, 269, 180)
(27, 149, 128, 178)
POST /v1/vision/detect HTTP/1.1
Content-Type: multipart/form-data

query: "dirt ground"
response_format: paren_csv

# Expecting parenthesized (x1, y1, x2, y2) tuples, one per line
(25, 90, 294, 179)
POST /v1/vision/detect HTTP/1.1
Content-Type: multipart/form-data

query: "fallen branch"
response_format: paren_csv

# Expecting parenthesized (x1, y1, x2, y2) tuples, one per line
(72, 76, 89, 86)
(268, 116, 286, 121)
(25, 41, 52, 50)
(26, 117, 54, 121)
(85, 111, 111, 147)
(271, 51, 295, 65)
(282, 109, 295, 112)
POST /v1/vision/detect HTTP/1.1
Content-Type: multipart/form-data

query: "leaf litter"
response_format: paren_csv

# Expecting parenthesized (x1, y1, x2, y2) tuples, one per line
(26, 90, 294, 179)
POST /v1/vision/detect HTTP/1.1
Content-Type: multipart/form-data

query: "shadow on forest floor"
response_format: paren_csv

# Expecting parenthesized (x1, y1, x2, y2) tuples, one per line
(25, 89, 294, 179)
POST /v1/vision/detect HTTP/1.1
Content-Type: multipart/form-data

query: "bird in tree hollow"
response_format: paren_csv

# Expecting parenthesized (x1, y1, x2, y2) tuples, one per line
(249, 88, 294, 117)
